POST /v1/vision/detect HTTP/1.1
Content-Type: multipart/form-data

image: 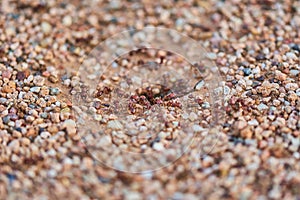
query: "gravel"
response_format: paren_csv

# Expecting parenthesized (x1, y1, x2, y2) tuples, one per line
(0, 0, 299, 199)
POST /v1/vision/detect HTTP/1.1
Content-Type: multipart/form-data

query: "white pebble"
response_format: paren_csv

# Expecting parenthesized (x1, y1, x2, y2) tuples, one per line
(153, 142, 165, 151)
(62, 15, 72, 26)
(107, 120, 123, 130)
(193, 125, 204, 132)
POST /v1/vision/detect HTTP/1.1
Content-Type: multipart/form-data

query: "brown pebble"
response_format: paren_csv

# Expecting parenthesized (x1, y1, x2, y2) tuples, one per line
(234, 120, 247, 130)
(240, 127, 253, 139)
(2, 70, 11, 79)
(16, 71, 26, 81)
(49, 75, 59, 83)
(26, 128, 36, 137)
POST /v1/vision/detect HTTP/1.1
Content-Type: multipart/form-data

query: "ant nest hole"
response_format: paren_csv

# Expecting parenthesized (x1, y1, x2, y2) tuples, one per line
(91, 48, 213, 153)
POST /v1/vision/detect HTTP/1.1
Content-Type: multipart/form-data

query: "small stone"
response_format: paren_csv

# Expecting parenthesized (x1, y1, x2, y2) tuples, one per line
(152, 142, 164, 151)
(238, 79, 247, 88)
(88, 15, 98, 26)
(207, 52, 217, 60)
(16, 71, 26, 81)
(269, 185, 281, 199)
(107, 120, 123, 130)
(202, 102, 210, 109)
(62, 15, 72, 26)
(296, 88, 300, 96)
(51, 113, 60, 123)
(255, 54, 266, 61)
(285, 83, 298, 91)
(41, 21, 52, 34)
(33, 76, 45, 86)
(125, 192, 141, 200)
(2, 70, 11, 79)
(94, 114, 102, 121)
(109, 0, 121, 10)
(175, 18, 185, 28)
(40, 131, 51, 139)
(290, 69, 299, 76)
(262, 130, 272, 138)
(241, 127, 253, 139)
(61, 107, 70, 113)
(30, 87, 41, 93)
(50, 88, 60, 95)
(288, 93, 298, 102)
(2, 85, 12, 93)
(11, 154, 19, 163)
(257, 103, 268, 111)
(47, 169, 57, 178)
(194, 80, 205, 90)
(6, 26, 16, 36)
(152, 88, 160, 95)
(273, 99, 281, 106)
(189, 112, 198, 121)
(2, 116, 10, 124)
(193, 125, 204, 132)
(39, 87, 50, 96)
(63, 119, 76, 136)
(220, 67, 229, 74)
(248, 119, 259, 126)
(49, 75, 59, 83)
(286, 52, 297, 60)
(234, 120, 247, 130)
(25, 116, 34, 122)
(275, 71, 287, 81)
(292, 44, 300, 51)
(243, 68, 251, 76)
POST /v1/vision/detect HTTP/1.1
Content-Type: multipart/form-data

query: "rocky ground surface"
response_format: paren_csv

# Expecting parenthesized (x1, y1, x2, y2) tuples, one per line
(0, 0, 299, 199)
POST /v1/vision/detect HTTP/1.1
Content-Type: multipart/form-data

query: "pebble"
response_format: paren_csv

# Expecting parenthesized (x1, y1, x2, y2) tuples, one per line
(152, 142, 165, 151)
(207, 52, 217, 60)
(63, 120, 76, 136)
(257, 103, 268, 111)
(296, 88, 300, 96)
(51, 113, 60, 123)
(33, 76, 45, 86)
(107, 120, 123, 130)
(248, 119, 259, 126)
(109, 0, 121, 10)
(30, 87, 41, 93)
(2, 70, 11, 79)
(285, 83, 298, 91)
(94, 114, 102, 121)
(62, 15, 72, 26)
(192, 125, 204, 132)
(243, 68, 251, 76)
(268, 185, 281, 199)
(41, 22, 52, 34)
(241, 127, 253, 139)
(290, 69, 299, 76)
(40, 131, 51, 139)
(88, 15, 98, 26)
(11, 154, 20, 163)
(234, 120, 247, 130)
(50, 88, 60, 95)
(16, 71, 26, 81)
(202, 102, 210, 109)
(194, 80, 205, 90)
(189, 112, 198, 121)
(286, 52, 297, 60)
(175, 18, 185, 28)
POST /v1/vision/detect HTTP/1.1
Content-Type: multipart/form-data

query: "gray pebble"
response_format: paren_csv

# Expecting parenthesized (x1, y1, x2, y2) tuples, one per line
(30, 87, 41, 93)
(50, 88, 60, 95)
(257, 103, 268, 111)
